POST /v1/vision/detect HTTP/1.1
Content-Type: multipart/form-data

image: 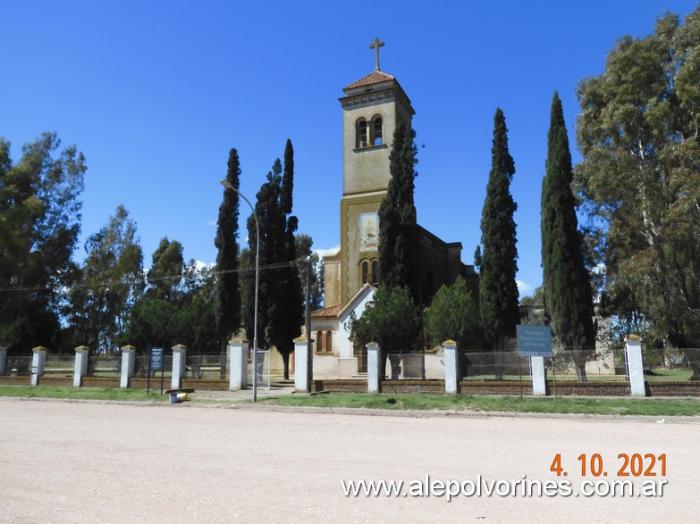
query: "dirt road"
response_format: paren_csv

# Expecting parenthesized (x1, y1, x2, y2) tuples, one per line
(0, 398, 697, 523)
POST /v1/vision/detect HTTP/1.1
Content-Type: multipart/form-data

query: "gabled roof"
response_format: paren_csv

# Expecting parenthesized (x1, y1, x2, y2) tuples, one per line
(344, 70, 395, 90)
(310, 304, 342, 318)
(309, 284, 377, 321)
(338, 283, 377, 321)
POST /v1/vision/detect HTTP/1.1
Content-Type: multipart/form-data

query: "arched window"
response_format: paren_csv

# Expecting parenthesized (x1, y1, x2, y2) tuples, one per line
(370, 259, 378, 285)
(371, 115, 383, 145)
(361, 260, 369, 284)
(325, 331, 333, 353)
(316, 330, 324, 352)
(356, 118, 368, 148)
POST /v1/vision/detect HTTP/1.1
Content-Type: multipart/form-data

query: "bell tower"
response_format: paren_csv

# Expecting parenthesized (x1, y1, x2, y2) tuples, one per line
(329, 38, 415, 306)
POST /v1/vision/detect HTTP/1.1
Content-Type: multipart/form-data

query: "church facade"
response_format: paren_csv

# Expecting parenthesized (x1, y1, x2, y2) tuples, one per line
(310, 41, 477, 378)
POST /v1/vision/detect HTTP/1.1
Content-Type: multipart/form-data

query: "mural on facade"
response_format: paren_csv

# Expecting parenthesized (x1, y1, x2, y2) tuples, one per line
(359, 212, 379, 251)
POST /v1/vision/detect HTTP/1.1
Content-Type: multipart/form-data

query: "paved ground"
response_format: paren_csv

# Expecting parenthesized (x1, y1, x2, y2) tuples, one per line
(0, 398, 698, 523)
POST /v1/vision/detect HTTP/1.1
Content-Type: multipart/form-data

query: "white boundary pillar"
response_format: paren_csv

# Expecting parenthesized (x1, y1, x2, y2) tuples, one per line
(229, 338, 248, 391)
(120, 345, 136, 388)
(625, 335, 646, 397)
(294, 336, 313, 393)
(531, 356, 547, 395)
(442, 340, 459, 394)
(73, 346, 89, 387)
(171, 344, 187, 389)
(367, 342, 381, 393)
(0, 346, 7, 376)
(31, 346, 46, 386)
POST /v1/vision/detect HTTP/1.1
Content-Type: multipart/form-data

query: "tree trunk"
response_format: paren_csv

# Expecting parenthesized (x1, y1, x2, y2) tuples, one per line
(688, 349, 700, 381)
(219, 339, 227, 379)
(493, 338, 505, 380)
(690, 365, 700, 381)
(573, 348, 588, 382)
(282, 351, 290, 381)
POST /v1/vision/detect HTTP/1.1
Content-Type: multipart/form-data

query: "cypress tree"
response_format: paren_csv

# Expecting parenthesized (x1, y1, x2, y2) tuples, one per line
(147, 238, 184, 301)
(280, 139, 294, 214)
(479, 108, 520, 350)
(243, 168, 279, 352)
(378, 122, 417, 297)
(214, 149, 241, 351)
(269, 145, 303, 379)
(541, 92, 595, 380)
(242, 146, 303, 380)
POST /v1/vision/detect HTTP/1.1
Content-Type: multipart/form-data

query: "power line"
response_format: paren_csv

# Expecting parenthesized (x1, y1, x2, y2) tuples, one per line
(0, 257, 309, 295)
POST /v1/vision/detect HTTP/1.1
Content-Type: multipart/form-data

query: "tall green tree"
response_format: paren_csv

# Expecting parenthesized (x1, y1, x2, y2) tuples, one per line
(479, 109, 520, 350)
(270, 214, 303, 378)
(349, 286, 423, 378)
(576, 8, 700, 349)
(378, 122, 417, 297)
(168, 261, 217, 354)
(126, 259, 218, 355)
(295, 234, 323, 310)
(243, 144, 303, 378)
(269, 144, 303, 379)
(147, 237, 184, 301)
(243, 164, 282, 351)
(280, 139, 294, 214)
(124, 238, 184, 352)
(69, 205, 144, 351)
(124, 299, 173, 350)
(240, 247, 255, 343)
(542, 93, 595, 380)
(214, 149, 241, 348)
(424, 277, 480, 350)
(0, 133, 86, 353)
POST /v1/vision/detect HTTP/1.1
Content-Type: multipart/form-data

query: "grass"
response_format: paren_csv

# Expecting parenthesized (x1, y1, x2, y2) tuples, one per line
(462, 374, 627, 382)
(263, 392, 700, 416)
(463, 368, 695, 382)
(3, 385, 699, 416)
(646, 368, 693, 381)
(0, 385, 165, 402)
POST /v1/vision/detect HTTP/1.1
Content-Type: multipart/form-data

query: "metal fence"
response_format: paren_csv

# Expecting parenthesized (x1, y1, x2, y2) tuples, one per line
(546, 347, 700, 383)
(640, 347, 700, 382)
(379, 348, 698, 383)
(246, 349, 271, 389)
(42, 354, 74, 378)
(549, 349, 627, 382)
(86, 354, 121, 377)
(383, 352, 439, 380)
(383, 351, 533, 381)
(133, 353, 173, 379)
(461, 351, 532, 381)
(185, 354, 227, 381)
(2, 355, 33, 376)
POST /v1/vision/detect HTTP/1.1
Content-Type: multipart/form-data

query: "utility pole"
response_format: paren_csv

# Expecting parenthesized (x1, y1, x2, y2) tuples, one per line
(305, 257, 312, 390)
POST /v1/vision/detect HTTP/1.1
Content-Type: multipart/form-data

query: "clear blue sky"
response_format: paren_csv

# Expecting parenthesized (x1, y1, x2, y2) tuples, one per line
(1, 1, 697, 297)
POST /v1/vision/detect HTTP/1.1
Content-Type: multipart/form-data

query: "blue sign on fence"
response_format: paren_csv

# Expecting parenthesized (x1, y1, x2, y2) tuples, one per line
(151, 347, 164, 370)
(517, 325, 553, 357)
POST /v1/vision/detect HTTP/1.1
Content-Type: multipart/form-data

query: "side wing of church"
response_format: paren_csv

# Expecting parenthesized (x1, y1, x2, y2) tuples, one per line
(310, 42, 478, 378)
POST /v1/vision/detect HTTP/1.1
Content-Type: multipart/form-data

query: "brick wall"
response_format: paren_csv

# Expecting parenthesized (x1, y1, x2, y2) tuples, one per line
(1, 375, 699, 396)
(647, 382, 700, 397)
(312, 378, 700, 397)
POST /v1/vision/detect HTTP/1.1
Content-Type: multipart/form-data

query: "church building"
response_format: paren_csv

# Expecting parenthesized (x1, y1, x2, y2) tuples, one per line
(310, 40, 477, 378)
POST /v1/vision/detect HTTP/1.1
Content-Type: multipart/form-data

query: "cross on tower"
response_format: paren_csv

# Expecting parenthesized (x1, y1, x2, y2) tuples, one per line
(369, 37, 385, 71)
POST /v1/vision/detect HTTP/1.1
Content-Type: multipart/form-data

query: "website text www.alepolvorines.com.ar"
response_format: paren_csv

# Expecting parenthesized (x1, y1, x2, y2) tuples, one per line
(341, 475, 669, 502)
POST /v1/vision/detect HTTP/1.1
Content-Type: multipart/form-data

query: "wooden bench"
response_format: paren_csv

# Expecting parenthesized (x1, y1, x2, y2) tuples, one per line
(164, 388, 195, 404)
